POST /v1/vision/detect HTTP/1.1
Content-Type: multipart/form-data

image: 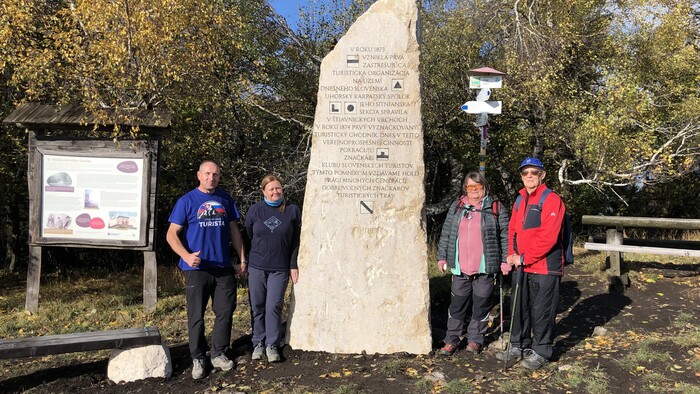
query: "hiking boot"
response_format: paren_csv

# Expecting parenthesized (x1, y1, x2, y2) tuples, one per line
(465, 342, 482, 353)
(520, 349, 548, 370)
(438, 343, 458, 356)
(211, 354, 234, 371)
(191, 358, 206, 380)
(252, 343, 265, 360)
(495, 346, 523, 361)
(266, 346, 281, 362)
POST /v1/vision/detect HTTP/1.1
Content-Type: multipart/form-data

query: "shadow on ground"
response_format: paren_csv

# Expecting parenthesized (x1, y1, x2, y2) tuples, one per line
(555, 282, 632, 358)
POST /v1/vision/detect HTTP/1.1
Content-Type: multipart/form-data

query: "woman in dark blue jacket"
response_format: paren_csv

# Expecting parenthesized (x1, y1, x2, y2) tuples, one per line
(245, 175, 301, 362)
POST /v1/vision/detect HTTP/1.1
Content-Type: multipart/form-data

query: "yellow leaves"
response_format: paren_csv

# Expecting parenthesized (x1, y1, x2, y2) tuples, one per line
(319, 368, 352, 378)
(2, 0, 254, 109)
(405, 367, 419, 378)
(595, 337, 613, 347)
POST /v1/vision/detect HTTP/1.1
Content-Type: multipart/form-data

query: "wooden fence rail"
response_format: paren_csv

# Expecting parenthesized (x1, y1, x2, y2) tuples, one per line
(582, 215, 700, 291)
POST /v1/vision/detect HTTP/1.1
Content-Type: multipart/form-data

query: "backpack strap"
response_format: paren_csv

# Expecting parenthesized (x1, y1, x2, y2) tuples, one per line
(515, 188, 552, 211)
(538, 188, 552, 208)
(471, 198, 502, 217)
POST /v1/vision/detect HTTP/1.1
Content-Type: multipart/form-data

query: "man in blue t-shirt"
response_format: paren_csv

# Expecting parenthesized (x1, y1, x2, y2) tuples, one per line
(166, 160, 247, 380)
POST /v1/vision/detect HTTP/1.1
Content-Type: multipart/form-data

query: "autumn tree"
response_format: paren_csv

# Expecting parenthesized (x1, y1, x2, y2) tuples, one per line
(1, 0, 698, 270)
(419, 0, 699, 218)
(0, 0, 289, 269)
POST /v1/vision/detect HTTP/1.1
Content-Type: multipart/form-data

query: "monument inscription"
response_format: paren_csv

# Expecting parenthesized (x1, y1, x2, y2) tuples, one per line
(288, 0, 431, 355)
(313, 43, 420, 203)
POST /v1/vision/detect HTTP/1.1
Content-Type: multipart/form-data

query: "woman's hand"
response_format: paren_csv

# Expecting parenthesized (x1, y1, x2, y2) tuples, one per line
(500, 262, 512, 275)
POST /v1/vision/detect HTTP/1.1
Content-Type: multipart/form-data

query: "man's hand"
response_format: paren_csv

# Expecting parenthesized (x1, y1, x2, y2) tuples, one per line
(507, 253, 522, 267)
(290, 268, 299, 284)
(184, 251, 202, 268)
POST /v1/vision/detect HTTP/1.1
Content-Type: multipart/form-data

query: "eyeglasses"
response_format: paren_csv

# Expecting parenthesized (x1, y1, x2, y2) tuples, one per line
(520, 169, 542, 177)
(465, 184, 484, 191)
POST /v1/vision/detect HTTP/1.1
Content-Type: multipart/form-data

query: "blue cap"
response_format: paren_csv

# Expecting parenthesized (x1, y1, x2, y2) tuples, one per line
(519, 157, 544, 170)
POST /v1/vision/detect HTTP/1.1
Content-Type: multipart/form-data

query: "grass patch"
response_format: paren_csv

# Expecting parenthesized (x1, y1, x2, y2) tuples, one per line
(691, 355, 700, 374)
(333, 384, 367, 394)
(548, 362, 609, 394)
(618, 338, 671, 372)
(414, 378, 435, 393)
(642, 371, 672, 392)
(380, 357, 410, 376)
(443, 378, 475, 393)
(574, 246, 607, 275)
(674, 312, 696, 329)
(496, 377, 535, 393)
(0, 266, 251, 376)
(669, 326, 700, 348)
(673, 382, 700, 394)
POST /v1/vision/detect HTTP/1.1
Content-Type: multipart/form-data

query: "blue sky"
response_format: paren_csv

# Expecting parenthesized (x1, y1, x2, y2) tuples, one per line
(269, 0, 309, 29)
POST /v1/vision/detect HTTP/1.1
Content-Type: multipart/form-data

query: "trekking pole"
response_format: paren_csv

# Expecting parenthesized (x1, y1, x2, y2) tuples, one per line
(499, 273, 504, 349)
(504, 267, 522, 372)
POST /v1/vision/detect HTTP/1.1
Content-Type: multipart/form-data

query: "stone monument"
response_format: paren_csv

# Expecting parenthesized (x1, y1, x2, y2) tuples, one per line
(287, 0, 431, 355)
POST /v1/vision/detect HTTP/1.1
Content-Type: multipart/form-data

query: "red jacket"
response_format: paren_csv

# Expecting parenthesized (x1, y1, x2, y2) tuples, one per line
(508, 183, 566, 276)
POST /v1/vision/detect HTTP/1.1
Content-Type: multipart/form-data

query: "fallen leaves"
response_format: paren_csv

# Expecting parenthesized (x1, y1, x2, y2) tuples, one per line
(405, 367, 418, 378)
(318, 368, 353, 378)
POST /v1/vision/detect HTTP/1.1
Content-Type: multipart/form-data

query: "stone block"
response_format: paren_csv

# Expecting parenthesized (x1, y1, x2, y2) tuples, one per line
(107, 344, 172, 383)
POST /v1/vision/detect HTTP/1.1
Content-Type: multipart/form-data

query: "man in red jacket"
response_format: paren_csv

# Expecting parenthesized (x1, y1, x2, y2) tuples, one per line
(497, 157, 566, 370)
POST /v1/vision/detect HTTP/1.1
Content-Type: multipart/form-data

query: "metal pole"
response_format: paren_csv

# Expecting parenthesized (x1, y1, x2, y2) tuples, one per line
(504, 268, 523, 371)
(499, 273, 504, 349)
(479, 124, 488, 175)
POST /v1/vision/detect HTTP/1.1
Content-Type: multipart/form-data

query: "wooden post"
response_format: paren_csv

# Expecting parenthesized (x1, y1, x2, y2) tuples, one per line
(479, 125, 487, 175)
(143, 251, 157, 313)
(606, 227, 623, 276)
(26, 246, 42, 313)
(606, 226, 630, 291)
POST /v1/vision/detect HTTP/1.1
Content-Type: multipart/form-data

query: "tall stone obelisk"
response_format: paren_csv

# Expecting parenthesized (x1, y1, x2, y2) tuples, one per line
(287, 0, 431, 355)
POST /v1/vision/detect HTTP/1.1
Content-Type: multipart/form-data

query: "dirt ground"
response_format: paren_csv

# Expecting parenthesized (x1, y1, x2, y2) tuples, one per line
(2, 259, 699, 393)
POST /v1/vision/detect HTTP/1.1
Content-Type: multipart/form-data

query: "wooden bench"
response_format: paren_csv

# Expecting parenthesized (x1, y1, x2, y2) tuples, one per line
(582, 216, 700, 290)
(0, 326, 161, 359)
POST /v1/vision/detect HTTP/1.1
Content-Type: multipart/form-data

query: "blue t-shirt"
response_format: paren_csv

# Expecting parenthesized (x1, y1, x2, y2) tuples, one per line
(244, 201, 301, 271)
(168, 188, 241, 271)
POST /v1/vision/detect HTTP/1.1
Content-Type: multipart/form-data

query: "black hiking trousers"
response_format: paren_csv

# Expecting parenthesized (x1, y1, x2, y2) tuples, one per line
(509, 270, 560, 359)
